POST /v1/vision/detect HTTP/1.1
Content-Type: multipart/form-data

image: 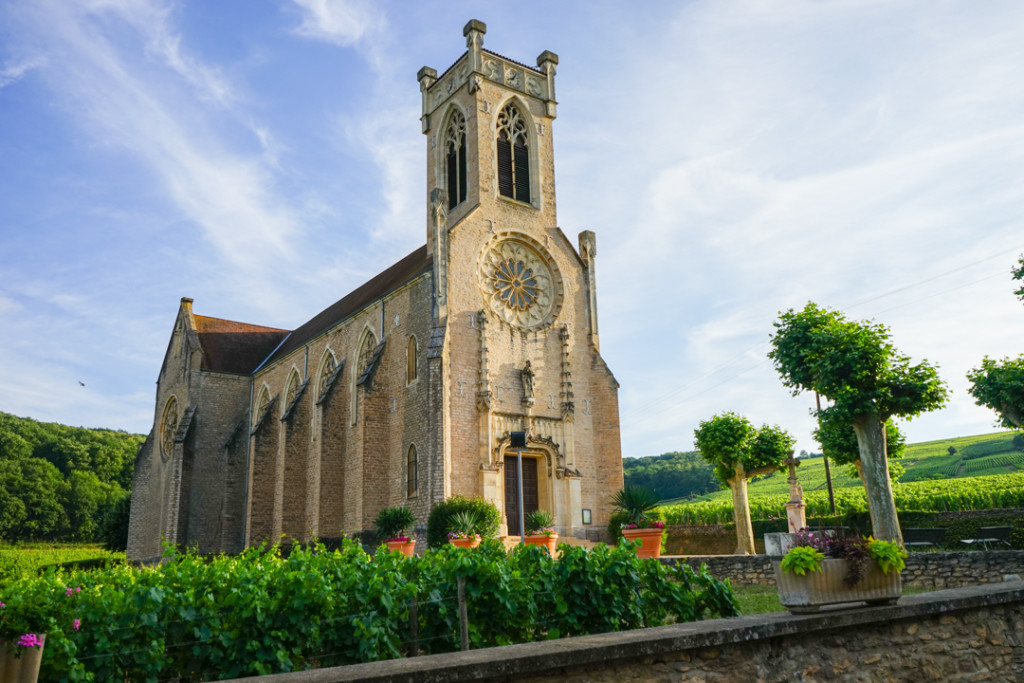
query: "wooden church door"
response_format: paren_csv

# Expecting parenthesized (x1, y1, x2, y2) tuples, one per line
(504, 455, 538, 535)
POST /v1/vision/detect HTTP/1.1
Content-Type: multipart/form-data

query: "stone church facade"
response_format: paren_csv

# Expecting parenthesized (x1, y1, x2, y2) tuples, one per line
(127, 20, 623, 561)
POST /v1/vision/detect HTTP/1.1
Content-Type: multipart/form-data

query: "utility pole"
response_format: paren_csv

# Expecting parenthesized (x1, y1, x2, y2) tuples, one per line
(815, 392, 837, 515)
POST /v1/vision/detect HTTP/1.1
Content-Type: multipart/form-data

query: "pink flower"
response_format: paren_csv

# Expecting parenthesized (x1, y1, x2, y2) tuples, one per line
(73, 618, 81, 631)
(17, 633, 42, 648)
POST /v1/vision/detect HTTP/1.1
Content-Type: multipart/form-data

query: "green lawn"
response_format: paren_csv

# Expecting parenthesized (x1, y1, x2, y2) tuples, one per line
(730, 583, 935, 615)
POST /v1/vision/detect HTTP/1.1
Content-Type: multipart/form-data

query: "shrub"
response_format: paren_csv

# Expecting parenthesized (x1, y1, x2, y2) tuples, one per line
(426, 496, 501, 548)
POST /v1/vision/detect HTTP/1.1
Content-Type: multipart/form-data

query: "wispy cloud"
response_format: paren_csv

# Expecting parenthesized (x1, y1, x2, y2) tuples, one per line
(14, 0, 300, 276)
(290, 0, 385, 49)
(0, 55, 47, 88)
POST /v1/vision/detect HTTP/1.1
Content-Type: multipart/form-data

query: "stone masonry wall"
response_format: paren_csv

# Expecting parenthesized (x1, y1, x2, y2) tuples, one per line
(218, 580, 1024, 683)
(666, 550, 1024, 589)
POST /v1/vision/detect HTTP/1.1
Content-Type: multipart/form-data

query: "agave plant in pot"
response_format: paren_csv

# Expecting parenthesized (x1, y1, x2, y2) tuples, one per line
(447, 510, 482, 548)
(611, 486, 665, 559)
(775, 529, 907, 613)
(523, 509, 559, 556)
(374, 505, 417, 557)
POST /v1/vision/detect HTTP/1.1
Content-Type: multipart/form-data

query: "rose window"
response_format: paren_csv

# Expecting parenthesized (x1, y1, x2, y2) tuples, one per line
(492, 258, 539, 312)
(479, 236, 562, 329)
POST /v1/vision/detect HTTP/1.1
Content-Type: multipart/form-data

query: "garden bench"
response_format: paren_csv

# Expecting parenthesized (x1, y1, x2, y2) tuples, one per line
(959, 526, 1013, 550)
(903, 528, 945, 550)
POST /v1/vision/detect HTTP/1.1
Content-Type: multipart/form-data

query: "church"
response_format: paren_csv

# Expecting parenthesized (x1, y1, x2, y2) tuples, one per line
(127, 20, 624, 561)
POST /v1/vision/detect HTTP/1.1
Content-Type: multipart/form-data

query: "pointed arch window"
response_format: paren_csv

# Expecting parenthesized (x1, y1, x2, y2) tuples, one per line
(318, 351, 336, 395)
(407, 444, 418, 497)
(497, 102, 530, 203)
(160, 396, 179, 460)
(284, 370, 301, 411)
(358, 330, 378, 373)
(407, 335, 418, 384)
(445, 111, 467, 209)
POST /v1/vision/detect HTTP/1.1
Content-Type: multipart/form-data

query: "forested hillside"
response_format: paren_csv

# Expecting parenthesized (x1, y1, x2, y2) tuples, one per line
(621, 451, 718, 501)
(0, 411, 144, 543)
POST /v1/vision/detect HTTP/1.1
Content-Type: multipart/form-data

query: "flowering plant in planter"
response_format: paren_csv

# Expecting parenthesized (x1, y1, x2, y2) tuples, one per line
(373, 506, 416, 543)
(775, 528, 907, 613)
(781, 529, 907, 585)
(446, 510, 482, 540)
(524, 510, 557, 537)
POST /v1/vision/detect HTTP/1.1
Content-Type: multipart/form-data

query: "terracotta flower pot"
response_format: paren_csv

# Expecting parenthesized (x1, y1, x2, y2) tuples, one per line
(524, 533, 559, 556)
(774, 558, 902, 614)
(621, 527, 664, 559)
(386, 539, 416, 557)
(449, 535, 481, 548)
(0, 634, 46, 683)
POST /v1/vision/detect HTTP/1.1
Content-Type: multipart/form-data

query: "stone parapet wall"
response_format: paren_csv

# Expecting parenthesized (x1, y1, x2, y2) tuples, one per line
(219, 581, 1024, 682)
(665, 550, 1024, 589)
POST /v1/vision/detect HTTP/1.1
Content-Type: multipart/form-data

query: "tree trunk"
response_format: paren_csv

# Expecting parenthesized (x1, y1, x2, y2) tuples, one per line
(852, 415, 903, 545)
(729, 466, 756, 555)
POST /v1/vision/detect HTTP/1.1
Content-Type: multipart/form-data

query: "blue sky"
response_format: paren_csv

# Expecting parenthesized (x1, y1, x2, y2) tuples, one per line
(2, 0, 1023, 458)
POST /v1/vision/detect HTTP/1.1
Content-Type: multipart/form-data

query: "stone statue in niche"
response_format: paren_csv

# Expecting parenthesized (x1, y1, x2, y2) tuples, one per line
(521, 360, 535, 405)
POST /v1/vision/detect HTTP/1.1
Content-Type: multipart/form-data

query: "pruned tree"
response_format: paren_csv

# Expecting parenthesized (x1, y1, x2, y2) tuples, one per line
(814, 411, 907, 482)
(769, 302, 948, 544)
(966, 257, 1024, 431)
(694, 413, 795, 555)
(967, 355, 1024, 430)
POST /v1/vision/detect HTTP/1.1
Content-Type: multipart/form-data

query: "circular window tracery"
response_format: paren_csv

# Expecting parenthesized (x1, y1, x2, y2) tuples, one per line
(478, 236, 562, 329)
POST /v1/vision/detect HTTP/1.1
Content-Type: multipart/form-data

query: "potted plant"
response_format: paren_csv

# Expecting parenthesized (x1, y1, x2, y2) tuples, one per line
(373, 506, 417, 557)
(447, 510, 482, 548)
(0, 584, 80, 683)
(523, 509, 559, 556)
(775, 529, 907, 613)
(611, 486, 665, 559)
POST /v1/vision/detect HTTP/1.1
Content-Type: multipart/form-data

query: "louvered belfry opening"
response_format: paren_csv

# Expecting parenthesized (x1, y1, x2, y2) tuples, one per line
(497, 102, 530, 203)
(446, 111, 468, 209)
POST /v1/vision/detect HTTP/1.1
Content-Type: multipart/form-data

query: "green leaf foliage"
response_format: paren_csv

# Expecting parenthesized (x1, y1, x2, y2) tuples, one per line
(867, 539, 907, 574)
(622, 451, 718, 500)
(610, 486, 660, 526)
(0, 411, 143, 543)
(373, 506, 416, 542)
(814, 412, 906, 480)
(768, 303, 949, 424)
(967, 355, 1024, 430)
(0, 541, 738, 680)
(425, 496, 501, 548)
(779, 546, 824, 576)
(1013, 253, 1024, 303)
(693, 413, 793, 485)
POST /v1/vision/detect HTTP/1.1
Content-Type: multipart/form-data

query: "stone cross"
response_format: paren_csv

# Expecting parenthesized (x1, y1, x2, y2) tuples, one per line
(783, 452, 807, 533)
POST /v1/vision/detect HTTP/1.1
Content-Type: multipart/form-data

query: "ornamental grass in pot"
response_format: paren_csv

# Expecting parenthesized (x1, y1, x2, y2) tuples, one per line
(374, 505, 417, 557)
(523, 509, 559, 556)
(447, 510, 482, 548)
(611, 486, 665, 559)
(775, 529, 907, 613)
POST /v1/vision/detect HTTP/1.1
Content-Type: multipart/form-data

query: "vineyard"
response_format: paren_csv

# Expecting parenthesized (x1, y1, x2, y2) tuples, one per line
(660, 471, 1024, 525)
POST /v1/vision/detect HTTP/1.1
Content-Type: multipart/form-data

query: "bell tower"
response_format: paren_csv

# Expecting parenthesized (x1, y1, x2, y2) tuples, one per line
(418, 21, 559, 311)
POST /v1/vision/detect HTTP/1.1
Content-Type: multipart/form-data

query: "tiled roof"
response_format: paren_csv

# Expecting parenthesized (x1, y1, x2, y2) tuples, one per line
(261, 246, 432, 368)
(194, 316, 290, 375)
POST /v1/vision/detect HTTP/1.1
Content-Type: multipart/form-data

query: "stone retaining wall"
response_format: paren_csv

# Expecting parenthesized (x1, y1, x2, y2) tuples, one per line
(668, 550, 1024, 589)
(220, 581, 1024, 682)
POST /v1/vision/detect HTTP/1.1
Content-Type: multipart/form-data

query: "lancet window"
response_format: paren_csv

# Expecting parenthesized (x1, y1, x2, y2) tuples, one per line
(445, 111, 467, 209)
(497, 102, 530, 203)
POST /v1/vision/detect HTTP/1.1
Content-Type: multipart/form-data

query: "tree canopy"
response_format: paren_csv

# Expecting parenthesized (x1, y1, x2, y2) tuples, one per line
(621, 451, 718, 500)
(967, 356, 1024, 430)
(694, 412, 795, 554)
(768, 303, 948, 424)
(768, 302, 948, 543)
(0, 411, 143, 544)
